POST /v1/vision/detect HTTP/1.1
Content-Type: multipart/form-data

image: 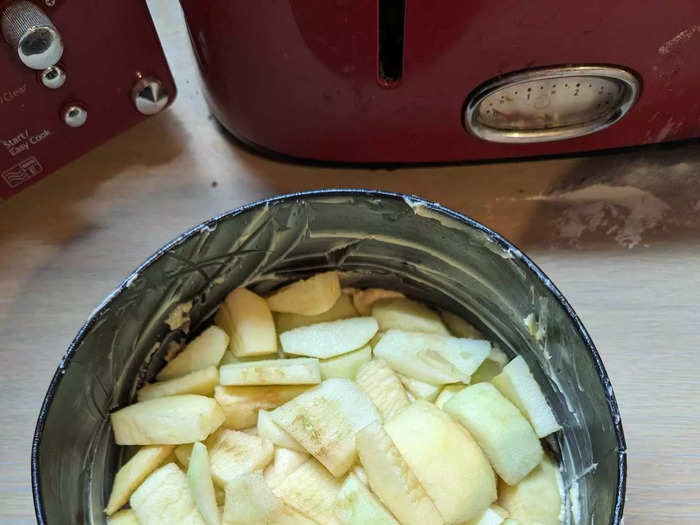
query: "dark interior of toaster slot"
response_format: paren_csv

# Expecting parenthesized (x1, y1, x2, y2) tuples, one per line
(378, 0, 405, 85)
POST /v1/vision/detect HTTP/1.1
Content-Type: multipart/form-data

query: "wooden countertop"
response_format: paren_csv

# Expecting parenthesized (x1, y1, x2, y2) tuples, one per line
(1, 2, 699, 523)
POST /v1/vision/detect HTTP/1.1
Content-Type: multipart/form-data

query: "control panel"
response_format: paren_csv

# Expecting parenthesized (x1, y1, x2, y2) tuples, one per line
(0, 0, 175, 198)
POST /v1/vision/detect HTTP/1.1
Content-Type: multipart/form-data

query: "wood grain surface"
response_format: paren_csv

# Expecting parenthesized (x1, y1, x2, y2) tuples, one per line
(1, 2, 699, 523)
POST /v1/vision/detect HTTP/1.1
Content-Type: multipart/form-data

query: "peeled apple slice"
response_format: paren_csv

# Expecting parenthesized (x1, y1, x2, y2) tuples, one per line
(187, 442, 221, 525)
(279, 317, 378, 359)
(352, 288, 405, 315)
(320, 345, 372, 380)
(385, 401, 497, 523)
(219, 358, 321, 386)
(434, 384, 464, 409)
(275, 293, 358, 333)
(492, 356, 561, 438)
(355, 359, 410, 421)
(463, 506, 508, 525)
(206, 428, 274, 486)
(110, 395, 224, 445)
(374, 330, 490, 384)
(371, 297, 449, 335)
(266, 271, 341, 315)
(107, 509, 139, 525)
(470, 360, 504, 385)
(444, 383, 543, 485)
(157, 326, 229, 381)
(222, 471, 316, 525)
(355, 422, 444, 525)
(334, 472, 400, 525)
(257, 409, 305, 452)
(137, 366, 219, 402)
(271, 378, 381, 477)
(397, 374, 442, 402)
(263, 447, 310, 488)
(498, 456, 562, 525)
(272, 458, 342, 524)
(130, 463, 205, 525)
(214, 384, 310, 429)
(222, 287, 278, 357)
(105, 445, 174, 515)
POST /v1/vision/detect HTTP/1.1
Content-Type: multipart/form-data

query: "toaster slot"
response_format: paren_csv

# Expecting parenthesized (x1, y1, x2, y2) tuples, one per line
(378, 0, 405, 86)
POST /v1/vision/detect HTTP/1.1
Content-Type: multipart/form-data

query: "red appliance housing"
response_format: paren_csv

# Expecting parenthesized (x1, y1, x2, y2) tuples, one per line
(179, 0, 700, 163)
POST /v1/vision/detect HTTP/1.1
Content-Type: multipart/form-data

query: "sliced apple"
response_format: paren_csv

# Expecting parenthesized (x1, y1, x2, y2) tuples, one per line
(351, 464, 368, 485)
(272, 458, 342, 524)
(355, 359, 410, 421)
(257, 409, 304, 452)
(498, 456, 562, 525)
(271, 378, 380, 477)
(320, 345, 372, 380)
(266, 271, 341, 315)
(263, 447, 310, 488)
(187, 442, 221, 525)
(501, 520, 521, 525)
(397, 373, 442, 402)
(219, 357, 320, 386)
(275, 292, 358, 333)
(471, 359, 504, 385)
(443, 383, 543, 485)
(175, 444, 193, 468)
(221, 287, 277, 357)
(221, 471, 315, 525)
(334, 472, 400, 525)
(352, 288, 405, 315)
(440, 310, 482, 339)
(371, 297, 449, 335)
(157, 326, 229, 381)
(385, 400, 496, 523)
(355, 422, 444, 525)
(111, 395, 224, 445)
(374, 330, 490, 384)
(214, 384, 310, 429)
(462, 506, 508, 525)
(107, 509, 139, 525)
(130, 463, 205, 525)
(105, 445, 173, 515)
(279, 317, 378, 359)
(434, 384, 464, 409)
(138, 366, 219, 402)
(492, 356, 561, 438)
(206, 428, 274, 487)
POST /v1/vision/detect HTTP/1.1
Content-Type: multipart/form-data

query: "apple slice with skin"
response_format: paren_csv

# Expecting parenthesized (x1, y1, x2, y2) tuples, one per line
(275, 292, 358, 333)
(130, 463, 205, 525)
(105, 445, 173, 515)
(279, 317, 378, 359)
(219, 358, 321, 386)
(214, 384, 311, 429)
(397, 373, 442, 402)
(222, 471, 316, 525)
(257, 409, 305, 452)
(263, 447, 310, 488)
(444, 383, 543, 485)
(498, 456, 562, 525)
(107, 509, 139, 525)
(206, 428, 274, 487)
(355, 359, 410, 421)
(385, 400, 497, 523)
(272, 458, 342, 524)
(352, 288, 405, 315)
(138, 366, 219, 402)
(157, 326, 229, 381)
(371, 297, 449, 335)
(334, 472, 400, 525)
(320, 345, 372, 380)
(111, 395, 224, 445)
(222, 287, 278, 357)
(374, 330, 490, 384)
(266, 271, 341, 315)
(492, 356, 561, 438)
(355, 421, 444, 525)
(187, 442, 221, 525)
(271, 378, 380, 477)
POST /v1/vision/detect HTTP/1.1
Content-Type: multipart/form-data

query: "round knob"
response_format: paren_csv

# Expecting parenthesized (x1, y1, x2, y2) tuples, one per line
(1, 1, 63, 70)
(131, 77, 170, 115)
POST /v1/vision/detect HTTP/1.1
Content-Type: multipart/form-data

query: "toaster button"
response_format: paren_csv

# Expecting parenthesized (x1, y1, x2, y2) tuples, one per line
(131, 76, 170, 115)
(40, 65, 66, 89)
(1, 0, 63, 70)
(62, 105, 87, 128)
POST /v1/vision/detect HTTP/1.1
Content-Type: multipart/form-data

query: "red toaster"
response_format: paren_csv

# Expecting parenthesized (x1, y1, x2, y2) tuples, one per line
(2, 1, 700, 197)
